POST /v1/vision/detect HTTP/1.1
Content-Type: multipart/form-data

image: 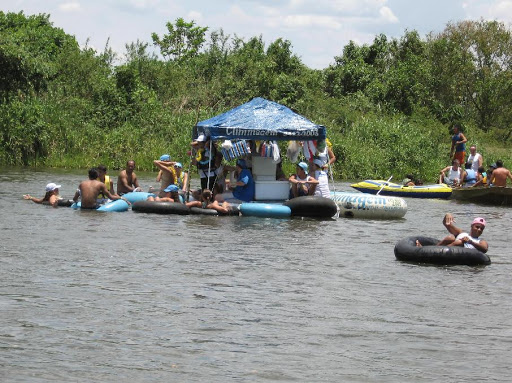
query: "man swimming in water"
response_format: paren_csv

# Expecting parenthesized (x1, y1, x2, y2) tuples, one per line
(74, 168, 127, 209)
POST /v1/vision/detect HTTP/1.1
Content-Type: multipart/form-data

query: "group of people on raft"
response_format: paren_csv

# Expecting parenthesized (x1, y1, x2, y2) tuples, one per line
(24, 134, 336, 213)
(144, 134, 336, 214)
(402, 124, 512, 188)
(24, 129, 495, 255)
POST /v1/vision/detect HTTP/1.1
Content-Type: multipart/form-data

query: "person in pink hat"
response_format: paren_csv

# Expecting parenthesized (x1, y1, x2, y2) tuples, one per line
(418, 213, 488, 253)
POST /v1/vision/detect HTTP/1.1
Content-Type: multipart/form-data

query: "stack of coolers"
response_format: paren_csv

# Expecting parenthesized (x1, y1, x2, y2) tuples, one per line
(252, 156, 289, 200)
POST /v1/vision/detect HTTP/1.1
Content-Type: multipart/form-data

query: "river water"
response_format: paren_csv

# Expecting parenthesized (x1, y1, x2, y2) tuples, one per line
(1, 167, 511, 382)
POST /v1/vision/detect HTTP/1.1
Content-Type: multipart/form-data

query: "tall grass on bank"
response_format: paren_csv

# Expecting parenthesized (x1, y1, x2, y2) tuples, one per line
(2, 93, 511, 180)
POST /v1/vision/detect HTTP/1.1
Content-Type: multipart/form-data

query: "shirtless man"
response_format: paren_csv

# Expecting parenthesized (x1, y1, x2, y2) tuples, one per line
(153, 156, 176, 197)
(74, 168, 125, 209)
(490, 160, 512, 187)
(117, 160, 141, 195)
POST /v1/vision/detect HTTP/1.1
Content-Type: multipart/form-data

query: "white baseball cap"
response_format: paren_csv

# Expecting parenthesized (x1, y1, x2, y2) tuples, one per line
(45, 182, 61, 192)
(196, 134, 207, 142)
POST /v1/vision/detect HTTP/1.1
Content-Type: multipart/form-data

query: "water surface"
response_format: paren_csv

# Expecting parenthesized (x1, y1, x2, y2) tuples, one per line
(1, 167, 511, 382)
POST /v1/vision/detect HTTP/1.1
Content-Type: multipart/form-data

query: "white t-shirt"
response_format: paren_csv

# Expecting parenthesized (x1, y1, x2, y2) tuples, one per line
(467, 153, 482, 173)
(313, 170, 330, 198)
(456, 232, 481, 249)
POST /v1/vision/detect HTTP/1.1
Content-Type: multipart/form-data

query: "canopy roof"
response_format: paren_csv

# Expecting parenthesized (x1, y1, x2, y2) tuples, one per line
(195, 97, 326, 141)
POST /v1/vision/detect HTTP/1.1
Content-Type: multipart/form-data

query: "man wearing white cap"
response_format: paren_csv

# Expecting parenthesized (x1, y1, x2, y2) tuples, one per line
(191, 134, 221, 192)
(417, 213, 488, 253)
(23, 182, 62, 207)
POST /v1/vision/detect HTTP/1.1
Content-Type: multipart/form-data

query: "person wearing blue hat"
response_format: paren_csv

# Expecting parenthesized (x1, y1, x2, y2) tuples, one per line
(215, 158, 255, 203)
(153, 155, 177, 197)
(288, 161, 317, 199)
(173, 162, 189, 195)
(147, 183, 180, 202)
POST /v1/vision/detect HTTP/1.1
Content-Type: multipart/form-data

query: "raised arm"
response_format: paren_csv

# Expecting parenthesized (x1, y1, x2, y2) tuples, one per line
(443, 213, 462, 237)
(327, 147, 336, 165)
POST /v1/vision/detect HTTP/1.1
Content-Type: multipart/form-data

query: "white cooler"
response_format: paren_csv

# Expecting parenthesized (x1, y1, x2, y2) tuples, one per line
(252, 156, 289, 200)
(254, 180, 289, 200)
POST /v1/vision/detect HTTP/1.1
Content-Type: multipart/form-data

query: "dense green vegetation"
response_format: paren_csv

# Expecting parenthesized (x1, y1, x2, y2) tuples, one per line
(1, 11, 511, 182)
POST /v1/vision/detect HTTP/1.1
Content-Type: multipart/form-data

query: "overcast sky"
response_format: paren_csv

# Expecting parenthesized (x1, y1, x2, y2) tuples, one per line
(4, 0, 512, 69)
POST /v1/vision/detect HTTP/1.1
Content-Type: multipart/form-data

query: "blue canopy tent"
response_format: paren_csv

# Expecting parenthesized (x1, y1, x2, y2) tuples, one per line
(194, 97, 326, 141)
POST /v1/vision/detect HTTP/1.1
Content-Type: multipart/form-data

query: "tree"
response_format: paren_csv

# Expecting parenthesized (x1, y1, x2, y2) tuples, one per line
(152, 18, 208, 62)
(0, 11, 77, 98)
(428, 20, 512, 132)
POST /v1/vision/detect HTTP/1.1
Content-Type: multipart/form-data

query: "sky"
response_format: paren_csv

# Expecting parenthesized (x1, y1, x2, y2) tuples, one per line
(3, 0, 512, 69)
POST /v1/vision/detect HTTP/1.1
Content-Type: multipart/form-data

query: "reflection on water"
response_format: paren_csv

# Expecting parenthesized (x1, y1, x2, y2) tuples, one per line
(1, 167, 511, 382)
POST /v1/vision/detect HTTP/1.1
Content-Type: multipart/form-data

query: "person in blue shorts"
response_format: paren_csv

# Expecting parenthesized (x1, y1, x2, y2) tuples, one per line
(215, 159, 254, 203)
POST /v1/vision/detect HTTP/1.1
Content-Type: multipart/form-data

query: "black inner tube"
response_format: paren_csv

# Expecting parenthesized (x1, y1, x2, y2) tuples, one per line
(394, 236, 491, 266)
(284, 196, 338, 218)
(132, 200, 191, 215)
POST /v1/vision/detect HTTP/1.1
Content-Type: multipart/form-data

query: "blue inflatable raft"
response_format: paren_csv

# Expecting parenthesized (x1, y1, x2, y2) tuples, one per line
(71, 199, 130, 212)
(240, 202, 291, 218)
(121, 191, 155, 203)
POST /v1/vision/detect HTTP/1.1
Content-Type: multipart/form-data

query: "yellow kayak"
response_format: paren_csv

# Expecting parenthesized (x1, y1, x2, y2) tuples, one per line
(351, 180, 452, 199)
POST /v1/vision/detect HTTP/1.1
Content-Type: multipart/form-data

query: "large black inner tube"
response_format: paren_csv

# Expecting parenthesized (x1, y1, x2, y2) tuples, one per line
(189, 207, 218, 215)
(394, 236, 491, 266)
(57, 199, 73, 207)
(190, 204, 240, 216)
(283, 196, 338, 218)
(132, 200, 191, 215)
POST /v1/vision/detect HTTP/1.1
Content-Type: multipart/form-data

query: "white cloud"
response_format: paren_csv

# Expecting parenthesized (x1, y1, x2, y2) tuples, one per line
(488, 1, 512, 23)
(282, 14, 343, 29)
(187, 10, 204, 24)
(3, 0, 512, 69)
(129, 0, 159, 10)
(379, 6, 398, 23)
(59, 2, 81, 12)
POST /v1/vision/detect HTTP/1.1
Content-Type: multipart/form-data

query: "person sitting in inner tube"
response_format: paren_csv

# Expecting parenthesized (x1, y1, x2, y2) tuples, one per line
(152, 154, 177, 197)
(74, 168, 128, 209)
(23, 182, 62, 208)
(147, 184, 181, 203)
(117, 160, 142, 195)
(416, 213, 488, 253)
(186, 189, 232, 214)
(288, 161, 317, 199)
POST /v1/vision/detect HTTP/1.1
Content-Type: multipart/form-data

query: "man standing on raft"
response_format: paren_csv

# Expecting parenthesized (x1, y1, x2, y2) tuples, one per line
(417, 213, 488, 253)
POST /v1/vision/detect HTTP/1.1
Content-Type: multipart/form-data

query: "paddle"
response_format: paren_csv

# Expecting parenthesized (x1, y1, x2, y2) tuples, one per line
(376, 175, 393, 195)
